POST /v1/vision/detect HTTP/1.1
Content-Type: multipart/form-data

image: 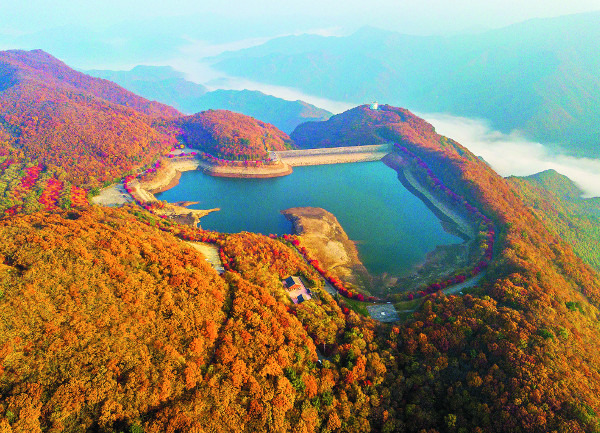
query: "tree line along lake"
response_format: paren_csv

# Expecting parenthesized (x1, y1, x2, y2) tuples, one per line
(156, 161, 462, 276)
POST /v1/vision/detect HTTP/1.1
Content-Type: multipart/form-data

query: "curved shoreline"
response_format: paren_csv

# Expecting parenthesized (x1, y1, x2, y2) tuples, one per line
(281, 207, 372, 291)
(141, 149, 478, 241)
(139, 158, 201, 195)
(138, 145, 394, 197)
(382, 153, 476, 240)
(197, 160, 292, 179)
(96, 145, 480, 250)
(199, 160, 293, 178)
(149, 170, 182, 194)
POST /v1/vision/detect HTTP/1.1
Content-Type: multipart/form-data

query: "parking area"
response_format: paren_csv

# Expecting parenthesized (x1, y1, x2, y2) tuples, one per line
(367, 304, 400, 322)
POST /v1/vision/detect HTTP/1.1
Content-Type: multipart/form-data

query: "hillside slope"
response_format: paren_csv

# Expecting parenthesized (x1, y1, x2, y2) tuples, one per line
(508, 169, 600, 271)
(173, 109, 293, 160)
(0, 50, 180, 187)
(0, 207, 381, 432)
(293, 104, 600, 431)
(3, 101, 600, 431)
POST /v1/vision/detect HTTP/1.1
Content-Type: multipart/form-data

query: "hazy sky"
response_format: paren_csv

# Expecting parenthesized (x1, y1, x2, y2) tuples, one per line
(2, 0, 600, 35)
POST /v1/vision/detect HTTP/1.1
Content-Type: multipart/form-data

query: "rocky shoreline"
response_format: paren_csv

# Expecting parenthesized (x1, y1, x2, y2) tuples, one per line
(132, 145, 393, 202)
(198, 160, 293, 178)
(148, 170, 182, 194)
(380, 152, 479, 293)
(94, 146, 480, 261)
(92, 158, 217, 226)
(281, 207, 372, 291)
(141, 158, 201, 193)
(382, 153, 476, 240)
(280, 151, 481, 297)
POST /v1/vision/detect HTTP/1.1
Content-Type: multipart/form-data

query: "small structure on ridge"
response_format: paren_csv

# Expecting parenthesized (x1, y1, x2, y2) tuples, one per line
(283, 276, 312, 304)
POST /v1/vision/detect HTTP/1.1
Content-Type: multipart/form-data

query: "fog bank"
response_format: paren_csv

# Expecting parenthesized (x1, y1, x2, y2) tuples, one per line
(164, 58, 357, 114)
(425, 113, 600, 198)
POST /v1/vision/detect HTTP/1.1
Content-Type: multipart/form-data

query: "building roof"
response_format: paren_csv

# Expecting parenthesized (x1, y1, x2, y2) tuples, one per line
(283, 276, 312, 304)
(284, 276, 303, 288)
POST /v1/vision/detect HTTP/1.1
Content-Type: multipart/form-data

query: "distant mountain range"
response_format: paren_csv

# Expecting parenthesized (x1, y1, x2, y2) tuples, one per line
(87, 66, 209, 114)
(87, 66, 332, 133)
(213, 12, 600, 158)
(190, 89, 331, 134)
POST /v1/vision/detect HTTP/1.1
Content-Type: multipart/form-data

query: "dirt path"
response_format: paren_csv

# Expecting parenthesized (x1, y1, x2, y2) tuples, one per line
(442, 272, 485, 295)
(91, 184, 132, 207)
(185, 242, 225, 273)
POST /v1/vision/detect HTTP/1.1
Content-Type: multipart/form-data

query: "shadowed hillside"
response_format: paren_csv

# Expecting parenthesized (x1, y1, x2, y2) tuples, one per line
(508, 169, 600, 271)
(87, 66, 332, 133)
(189, 89, 332, 133)
(86, 65, 209, 114)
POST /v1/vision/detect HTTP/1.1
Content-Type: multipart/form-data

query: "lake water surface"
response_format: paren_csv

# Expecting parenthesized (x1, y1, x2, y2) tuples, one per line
(156, 161, 461, 276)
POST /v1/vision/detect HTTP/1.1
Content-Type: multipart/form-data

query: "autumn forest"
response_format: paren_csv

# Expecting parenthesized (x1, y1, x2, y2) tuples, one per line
(1, 49, 600, 433)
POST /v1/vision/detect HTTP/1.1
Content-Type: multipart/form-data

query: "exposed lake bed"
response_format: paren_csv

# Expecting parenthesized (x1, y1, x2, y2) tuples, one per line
(281, 206, 373, 291)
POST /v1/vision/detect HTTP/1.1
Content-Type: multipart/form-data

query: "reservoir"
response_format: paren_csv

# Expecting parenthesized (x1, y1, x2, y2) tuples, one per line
(156, 161, 462, 276)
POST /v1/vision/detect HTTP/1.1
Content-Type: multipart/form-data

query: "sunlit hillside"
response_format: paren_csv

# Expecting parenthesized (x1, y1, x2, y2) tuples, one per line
(0, 50, 180, 187)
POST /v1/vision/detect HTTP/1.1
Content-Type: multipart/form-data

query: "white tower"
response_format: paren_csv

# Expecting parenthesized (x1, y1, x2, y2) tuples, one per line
(370, 101, 379, 110)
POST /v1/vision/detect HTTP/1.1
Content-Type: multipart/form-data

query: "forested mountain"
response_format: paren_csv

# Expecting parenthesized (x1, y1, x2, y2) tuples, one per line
(2, 105, 600, 431)
(0, 49, 180, 187)
(172, 109, 294, 160)
(508, 169, 600, 271)
(87, 66, 332, 133)
(215, 12, 600, 157)
(305, 106, 600, 431)
(290, 104, 414, 148)
(0, 50, 179, 117)
(0, 206, 381, 432)
(185, 89, 331, 133)
(2, 47, 600, 431)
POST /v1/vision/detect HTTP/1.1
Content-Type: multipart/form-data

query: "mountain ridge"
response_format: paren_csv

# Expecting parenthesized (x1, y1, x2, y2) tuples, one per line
(1, 49, 180, 117)
(86, 65, 332, 132)
(2, 49, 600, 431)
(214, 11, 600, 157)
(0, 49, 180, 187)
